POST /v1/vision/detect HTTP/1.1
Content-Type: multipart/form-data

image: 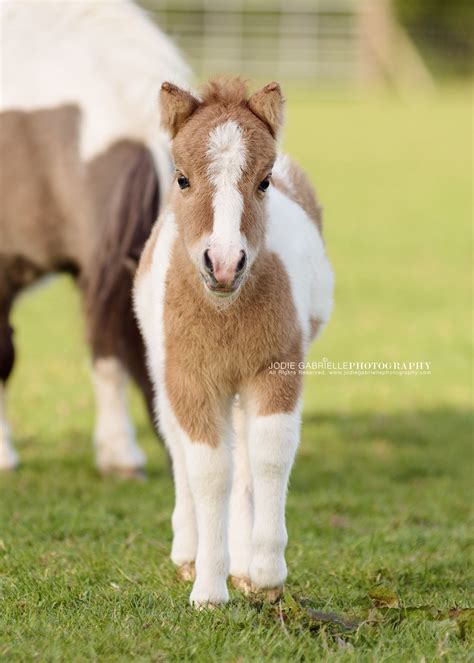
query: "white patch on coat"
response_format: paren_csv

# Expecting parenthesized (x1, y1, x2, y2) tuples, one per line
(92, 357, 146, 471)
(0, 0, 190, 190)
(206, 120, 247, 254)
(134, 210, 177, 384)
(0, 384, 18, 470)
(265, 182, 334, 347)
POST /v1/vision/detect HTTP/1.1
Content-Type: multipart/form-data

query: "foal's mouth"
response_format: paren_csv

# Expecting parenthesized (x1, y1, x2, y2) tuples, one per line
(200, 273, 243, 298)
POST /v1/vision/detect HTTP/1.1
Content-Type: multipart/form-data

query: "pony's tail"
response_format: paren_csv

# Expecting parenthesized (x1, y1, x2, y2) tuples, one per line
(83, 140, 160, 419)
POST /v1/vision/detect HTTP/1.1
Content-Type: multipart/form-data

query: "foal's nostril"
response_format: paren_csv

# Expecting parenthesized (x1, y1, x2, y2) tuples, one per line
(203, 249, 214, 274)
(236, 251, 247, 274)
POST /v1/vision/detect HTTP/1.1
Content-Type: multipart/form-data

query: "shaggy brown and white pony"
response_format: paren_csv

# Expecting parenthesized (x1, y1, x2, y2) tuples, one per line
(134, 79, 334, 606)
(0, 1, 189, 475)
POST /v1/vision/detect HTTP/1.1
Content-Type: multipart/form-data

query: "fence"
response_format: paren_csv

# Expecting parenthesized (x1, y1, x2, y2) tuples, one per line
(138, 0, 358, 82)
(138, 0, 434, 90)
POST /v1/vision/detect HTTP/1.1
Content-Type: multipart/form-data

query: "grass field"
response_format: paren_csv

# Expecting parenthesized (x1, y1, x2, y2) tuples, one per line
(0, 86, 472, 661)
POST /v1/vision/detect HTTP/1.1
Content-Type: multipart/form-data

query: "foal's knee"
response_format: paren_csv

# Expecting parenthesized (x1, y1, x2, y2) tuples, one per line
(185, 442, 231, 498)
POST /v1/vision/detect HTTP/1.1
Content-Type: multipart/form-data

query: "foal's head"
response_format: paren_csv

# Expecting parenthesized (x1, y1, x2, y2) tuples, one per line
(160, 78, 284, 300)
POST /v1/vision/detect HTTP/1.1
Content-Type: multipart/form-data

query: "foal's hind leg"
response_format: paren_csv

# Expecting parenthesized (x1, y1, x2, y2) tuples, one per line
(0, 314, 18, 470)
(91, 356, 146, 478)
(159, 394, 197, 580)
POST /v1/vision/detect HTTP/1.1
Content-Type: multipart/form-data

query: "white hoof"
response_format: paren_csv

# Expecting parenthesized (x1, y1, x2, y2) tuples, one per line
(249, 553, 287, 591)
(98, 465, 146, 480)
(0, 429, 19, 471)
(190, 579, 229, 608)
(249, 584, 284, 603)
(230, 575, 252, 595)
(94, 432, 146, 475)
(177, 562, 196, 582)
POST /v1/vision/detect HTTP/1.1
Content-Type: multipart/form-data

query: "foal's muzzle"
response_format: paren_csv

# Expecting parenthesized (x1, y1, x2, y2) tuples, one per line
(202, 248, 247, 295)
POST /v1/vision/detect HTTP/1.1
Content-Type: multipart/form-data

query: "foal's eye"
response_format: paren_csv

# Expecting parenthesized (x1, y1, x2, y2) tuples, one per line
(177, 175, 190, 190)
(258, 177, 270, 193)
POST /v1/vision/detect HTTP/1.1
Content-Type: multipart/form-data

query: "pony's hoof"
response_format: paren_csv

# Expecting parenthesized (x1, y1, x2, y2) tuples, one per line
(230, 575, 252, 595)
(99, 466, 147, 481)
(189, 582, 229, 608)
(0, 444, 19, 471)
(177, 561, 195, 582)
(193, 601, 219, 611)
(250, 584, 284, 603)
(0, 463, 18, 472)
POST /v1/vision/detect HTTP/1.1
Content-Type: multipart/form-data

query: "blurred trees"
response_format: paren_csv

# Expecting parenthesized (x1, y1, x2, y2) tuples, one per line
(394, 0, 473, 75)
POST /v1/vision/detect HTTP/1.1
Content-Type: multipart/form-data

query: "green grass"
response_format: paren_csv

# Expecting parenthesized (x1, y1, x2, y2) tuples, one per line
(1, 86, 472, 661)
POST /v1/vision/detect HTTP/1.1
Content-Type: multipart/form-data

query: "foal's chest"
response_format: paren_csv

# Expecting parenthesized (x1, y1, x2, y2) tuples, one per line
(163, 251, 300, 385)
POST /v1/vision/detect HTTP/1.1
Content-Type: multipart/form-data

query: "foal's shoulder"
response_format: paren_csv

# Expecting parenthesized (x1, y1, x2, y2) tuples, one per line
(272, 153, 323, 234)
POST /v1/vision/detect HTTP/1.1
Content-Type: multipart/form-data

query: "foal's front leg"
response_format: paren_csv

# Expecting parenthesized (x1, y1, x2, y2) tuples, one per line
(247, 393, 301, 598)
(228, 397, 253, 592)
(184, 436, 232, 607)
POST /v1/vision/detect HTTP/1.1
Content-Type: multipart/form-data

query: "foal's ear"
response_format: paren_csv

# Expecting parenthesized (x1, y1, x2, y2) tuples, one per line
(247, 82, 284, 139)
(160, 82, 200, 138)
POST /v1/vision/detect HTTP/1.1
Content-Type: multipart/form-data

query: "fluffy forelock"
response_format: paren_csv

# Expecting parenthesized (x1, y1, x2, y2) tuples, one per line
(198, 77, 250, 109)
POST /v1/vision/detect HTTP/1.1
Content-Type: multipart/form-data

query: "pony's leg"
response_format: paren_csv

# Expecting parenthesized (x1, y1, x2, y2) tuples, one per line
(159, 394, 197, 579)
(158, 388, 230, 605)
(184, 433, 232, 608)
(92, 356, 146, 477)
(246, 400, 301, 600)
(165, 388, 231, 608)
(0, 316, 18, 470)
(228, 397, 253, 593)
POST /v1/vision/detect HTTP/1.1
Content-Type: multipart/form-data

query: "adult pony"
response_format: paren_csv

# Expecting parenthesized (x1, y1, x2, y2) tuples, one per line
(134, 79, 334, 606)
(0, 0, 189, 475)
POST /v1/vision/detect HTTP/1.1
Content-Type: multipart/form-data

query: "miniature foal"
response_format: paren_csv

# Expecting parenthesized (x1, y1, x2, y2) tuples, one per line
(134, 78, 334, 607)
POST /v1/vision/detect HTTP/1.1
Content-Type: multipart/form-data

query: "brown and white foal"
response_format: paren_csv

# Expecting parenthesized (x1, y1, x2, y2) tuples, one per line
(134, 79, 334, 607)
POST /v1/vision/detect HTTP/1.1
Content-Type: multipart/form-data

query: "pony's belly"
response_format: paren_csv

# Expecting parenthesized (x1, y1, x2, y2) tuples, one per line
(0, 106, 91, 270)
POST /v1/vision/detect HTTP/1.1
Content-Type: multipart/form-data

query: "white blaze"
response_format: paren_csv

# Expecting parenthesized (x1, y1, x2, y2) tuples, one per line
(206, 120, 247, 252)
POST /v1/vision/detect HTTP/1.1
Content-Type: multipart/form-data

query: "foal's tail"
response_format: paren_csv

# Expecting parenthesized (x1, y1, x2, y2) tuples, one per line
(83, 140, 160, 418)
